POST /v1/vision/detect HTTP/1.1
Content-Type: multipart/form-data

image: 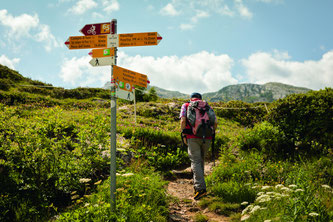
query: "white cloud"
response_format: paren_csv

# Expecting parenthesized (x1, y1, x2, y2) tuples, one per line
(242, 50, 333, 90)
(117, 51, 237, 94)
(235, 0, 253, 19)
(160, 3, 180, 16)
(34, 25, 61, 51)
(180, 23, 194, 30)
(0, 55, 20, 69)
(0, 9, 39, 39)
(0, 10, 60, 51)
(191, 10, 210, 23)
(59, 56, 110, 86)
(68, 0, 97, 15)
(59, 51, 237, 93)
(102, 0, 120, 13)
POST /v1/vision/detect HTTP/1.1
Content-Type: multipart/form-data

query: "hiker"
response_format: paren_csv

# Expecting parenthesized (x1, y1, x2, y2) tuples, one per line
(180, 92, 218, 200)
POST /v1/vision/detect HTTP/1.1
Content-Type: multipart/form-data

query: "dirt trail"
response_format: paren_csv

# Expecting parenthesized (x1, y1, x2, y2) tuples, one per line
(167, 161, 230, 222)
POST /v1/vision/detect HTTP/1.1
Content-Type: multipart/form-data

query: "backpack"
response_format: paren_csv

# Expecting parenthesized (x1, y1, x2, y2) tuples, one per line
(186, 100, 216, 139)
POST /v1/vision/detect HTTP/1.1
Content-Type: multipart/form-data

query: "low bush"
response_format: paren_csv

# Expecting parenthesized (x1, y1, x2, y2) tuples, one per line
(237, 121, 292, 159)
(268, 88, 333, 155)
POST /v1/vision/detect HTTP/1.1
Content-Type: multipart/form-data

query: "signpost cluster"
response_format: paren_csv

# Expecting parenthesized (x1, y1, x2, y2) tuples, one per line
(65, 19, 162, 212)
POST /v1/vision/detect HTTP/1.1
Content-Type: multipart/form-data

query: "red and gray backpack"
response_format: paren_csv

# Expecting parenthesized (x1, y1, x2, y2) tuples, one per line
(186, 100, 216, 139)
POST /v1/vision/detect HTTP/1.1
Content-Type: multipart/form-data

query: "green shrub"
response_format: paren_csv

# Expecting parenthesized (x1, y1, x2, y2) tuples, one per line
(214, 100, 267, 126)
(237, 121, 292, 158)
(0, 79, 13, 91)
(268, 88, 333, 155)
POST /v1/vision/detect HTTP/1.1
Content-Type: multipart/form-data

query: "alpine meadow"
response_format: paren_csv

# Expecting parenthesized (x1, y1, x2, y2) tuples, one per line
(0, 64, 333, 221)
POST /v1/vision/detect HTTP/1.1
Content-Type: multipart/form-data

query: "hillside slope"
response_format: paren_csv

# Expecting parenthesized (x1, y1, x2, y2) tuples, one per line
(203, 82, 311, 102)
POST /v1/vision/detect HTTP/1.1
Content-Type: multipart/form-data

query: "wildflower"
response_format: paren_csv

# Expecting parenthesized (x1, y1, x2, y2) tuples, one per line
(84, 203, 90, 207)
(242, 205, 253, 215)
(256, 194, 271, 203)
(257, 192, 264, 196)
(309, 212, 319, 217)
(321, 184, 331, 189)
(261, 185, 271, 190)
(264, 220, 272, 222)
(250, 205, 261, 214)
(79, 178, 91, 183)
(275, 184, 284, 189)
(289, 184, 297, 188)
(295, 189, 304, 192)
(281, 187, 291, 192)
(241, 201, 249, 206)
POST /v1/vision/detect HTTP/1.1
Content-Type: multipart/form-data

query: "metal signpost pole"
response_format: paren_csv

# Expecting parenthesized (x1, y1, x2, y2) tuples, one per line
(110, 19, 117, 212)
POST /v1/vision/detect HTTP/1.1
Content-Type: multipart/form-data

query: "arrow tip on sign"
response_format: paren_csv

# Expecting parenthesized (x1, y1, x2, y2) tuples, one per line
(64, 38, 69, 48)
(157, 33, 162, 44)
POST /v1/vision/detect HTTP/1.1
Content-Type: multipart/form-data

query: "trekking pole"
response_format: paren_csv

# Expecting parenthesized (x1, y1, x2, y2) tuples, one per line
(212, 133, 215, 166)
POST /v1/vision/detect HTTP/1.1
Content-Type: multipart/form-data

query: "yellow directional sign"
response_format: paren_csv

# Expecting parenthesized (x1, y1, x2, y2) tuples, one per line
(65, 34, 118, 49)
(113, 65, 148, 91)
(89, 48, 115, 58)
(118, 32, 162, 47)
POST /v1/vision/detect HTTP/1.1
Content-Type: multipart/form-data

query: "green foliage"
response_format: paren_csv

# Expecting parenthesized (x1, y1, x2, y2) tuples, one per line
(236, 121, 292, 159)
(0, 107, 112, 221)
(214, 100, 268, 126)
(0, 65, 24, 82)
(194, 213, 209, 222)
(57, 170, 168, 222)
(0, 78, 13, 91)
(268, 88, 333, 155)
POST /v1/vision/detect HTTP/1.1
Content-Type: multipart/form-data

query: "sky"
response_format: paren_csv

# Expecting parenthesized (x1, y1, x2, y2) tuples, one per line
(1, 0, 333, 94)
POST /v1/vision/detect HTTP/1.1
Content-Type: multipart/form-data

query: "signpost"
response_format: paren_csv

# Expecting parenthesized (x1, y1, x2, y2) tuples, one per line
(64, 34, 118, 49)
(65, 32, 162, 49)
(89, 57, 115, 67)
(116, 88, 134, 101)
(89, 48, 115, 58)
(118, 32, 162, 47)
(80, 22, 112, 36)
(65, 19, 162, 213)
(113, 65, 148, 89)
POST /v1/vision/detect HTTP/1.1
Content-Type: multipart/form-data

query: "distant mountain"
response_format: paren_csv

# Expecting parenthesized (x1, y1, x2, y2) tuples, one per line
(103, 81, 311, 102)
(203, 82, 311, 103)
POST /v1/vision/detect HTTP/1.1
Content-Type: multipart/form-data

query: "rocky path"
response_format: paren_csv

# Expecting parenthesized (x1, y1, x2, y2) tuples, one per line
(167, 161, 230, 222)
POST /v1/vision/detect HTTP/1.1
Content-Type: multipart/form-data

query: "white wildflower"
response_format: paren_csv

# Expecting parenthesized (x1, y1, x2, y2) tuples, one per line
(245, 183, 251, 186)
(256, 194, 271, 203)
(79, 178, 91, 183)
(289, 184, 297, 188)
(275, 184, 284, 189)
(94, 204, 99, 207)
(264, 220, 272, 222)
(250, 205, 261, 214)
(122, 173, 134, 177)
(261, 185, 271, 190)
(321, 184, 331, 189)
(84, 203, 90, 207)
(309, 212, 319, 217)
(257, 192, 265, 196)
(295, 189, 304, 192)
(242, 205, 253, 215)
(281, 187, 291, 192)
(241, 201, 249, 206)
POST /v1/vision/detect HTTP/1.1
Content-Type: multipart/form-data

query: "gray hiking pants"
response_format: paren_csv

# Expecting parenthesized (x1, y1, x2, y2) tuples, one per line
(187, 138, 211, 192)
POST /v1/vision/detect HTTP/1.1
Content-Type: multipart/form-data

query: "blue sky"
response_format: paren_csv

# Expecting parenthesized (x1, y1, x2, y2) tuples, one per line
(1, 0, 333, 94)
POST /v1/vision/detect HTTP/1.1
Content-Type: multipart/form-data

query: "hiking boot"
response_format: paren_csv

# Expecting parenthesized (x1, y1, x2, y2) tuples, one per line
(194, 189, 207, 200)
